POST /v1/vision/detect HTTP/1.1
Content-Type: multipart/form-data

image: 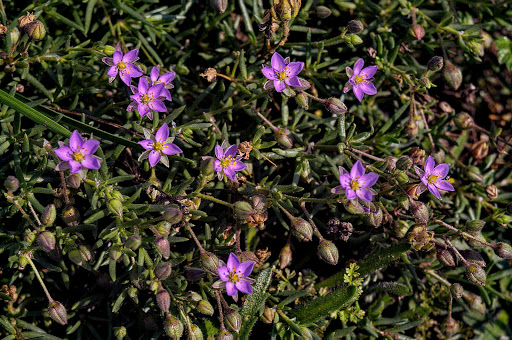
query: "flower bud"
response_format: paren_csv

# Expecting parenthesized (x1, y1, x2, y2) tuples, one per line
(156, 289, 170, 312)
(410, 201, 429, 224)
(62, 205, 80, 226)
(25, 20, 46, 40)
(317, 240, 339, 265)
(225, 309, 242, 333)
(48, 301, 67, 325)
(4, 176, 19, 192)
(261, 306, 275, 324)
(466, 166, 483, 182)
(450, 283, 463, 298)
(185, 267, 206, 281)
(493, 242, 512, 259)
(233, 201, 254, 219)
(437, 248, 456, 267)
(25, 230, 36, 244)
(272, 0, 301, 21)
(68, 248, 82, 266)
(466, 264, 486, 286)
(278, 244, 292, 269)
(443, 60, 462, 90)
(294, 77, 311, 91)
(427, 56, 444, 72)
(393, 220, 410, 238)
(466, 231, 486, 249)
(295, 92, 309, 110)
(406, 117, 418, 139)
(464, 293, 485, 314)
(276, 128, 294, 149)
(346, 20, 364, 34)
(190, 324, 204, 339)
(493, 210, 512, 225)
(37, 231, 56, 252)
(201, 251, 220, 275)
(316, 6, 331, 19)
(364, 208, 383, 227)
(200, 157, 216, 179)
(409, 24, 425, 40)
(396, 156, 413, 171)
(164, 314, 184, 339)
(155, 235, 170, 259)
(291, 218, 313, 241)
(154, 262, 172, 280)
(454, 112, 474, 129)
(197, 300, 214, 316)
(210, 0, 228, 13)
(385, 156, 397, 171)
(163, 207, 183, 224)
(108, 199, 123, 217)
(41, 204, 57, 227)
(125, 235, 141, 250)
(349, 34, 363, 45)
(239, 250, 259, 263)
(114, 326, 127, 339)
(217, 330, 234, 340)
(325, 98, 347, 115)
(344, 200, 366, 214)
(460, 249, 486, 267)
(103, 45, 116, 55)
(66, 174, 81, 189)
(109, 245, 123, 261)
(444, 317, 459, 337)
(397, 171, 409, 183)
(485, 185, 498, 201)
(79, 245, 93, 262)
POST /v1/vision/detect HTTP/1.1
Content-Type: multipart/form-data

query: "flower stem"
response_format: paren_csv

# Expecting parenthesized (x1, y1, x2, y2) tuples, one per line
(215, 291, 227, 332)
(299, 202, 324, 241)
(208, 92, 267, 115)
(195, 193, 233, 209)
(25, 254, 54, 303)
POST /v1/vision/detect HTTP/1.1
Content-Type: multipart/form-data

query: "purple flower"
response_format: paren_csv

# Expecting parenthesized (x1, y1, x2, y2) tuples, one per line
(331, 160, 379, 202)
(102, 48, 143, 86)
(343, 58, 378, 102)
(414, 155, 455, 199)
(214, 141, 247, 183)
(138, 124, 182, 167)
(261, 52, 304, 92)
(54, 130, 102, 174)
(130, 77, 167, 118)
(150, 66, 175, 101)
(217, 253, 255, 297)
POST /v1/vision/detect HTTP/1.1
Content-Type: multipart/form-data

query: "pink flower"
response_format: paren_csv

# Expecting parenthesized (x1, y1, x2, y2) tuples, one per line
(214, 141, 247, 183)
(102, 48, 143, 86)
(414, 156, 455, 199)
(54, 130, 102, 174)
(138, 124, 182, 167)
(344, 58, 378, 102)
(150, 66, 175, 101)
(130, 77, 167, 118)
(217, 253, 255, 297)
(261, 52, 304, 92)
(331, 160, 379, 202)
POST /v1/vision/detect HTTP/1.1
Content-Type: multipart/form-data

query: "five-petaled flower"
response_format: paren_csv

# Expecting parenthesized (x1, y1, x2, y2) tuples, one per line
(130, 77, 167, 118)
(214, 141, 247, 183)
(331, 160, 379, 202)
(55, 130, 102, 174)
(138, 124, 182, 167)
(217, 253, 255, 297)
(414, 155, 454, 199)
(262, 52, 304, 92)
(102, 48, 143, 86)
(150, 66, 175, 101)
(344, 58, 378, 102)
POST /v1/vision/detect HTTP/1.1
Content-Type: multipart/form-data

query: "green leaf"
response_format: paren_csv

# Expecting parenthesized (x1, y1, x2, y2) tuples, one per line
(364, 281, 412, 296)
(239, 268, 272, 339)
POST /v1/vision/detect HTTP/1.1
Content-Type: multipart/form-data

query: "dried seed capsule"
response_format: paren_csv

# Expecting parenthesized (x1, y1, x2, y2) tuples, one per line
(197, 300, 214, 316)
(37, 231, 56, 252)
(291, 218, 313, 242)
(443, 60, 462, 90)
(154, 262, 172, 280)
(410, 201, 429, 224)
(466, 264, 486, 286)
(485, 185, 498, 201)
(25, 20, 46, 40)
(225, 309, 242, 333)
(437, 248, 456, 267)
(18, 12, 36, 28)
(427, 56, 444, 72)
(460, 249, 486, 267)
(346, 20, 363, 34)
(317, 240, 339, 265)
(164, 314, 184, 339)
(48, 301, 67, 325)
(396, 156, 413, 171)
(41, 204, 57, 227)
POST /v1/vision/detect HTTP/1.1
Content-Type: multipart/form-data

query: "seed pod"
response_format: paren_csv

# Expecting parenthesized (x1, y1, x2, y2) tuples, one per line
(325, 97, 347, 115)
(125, 235, 142, 250)
(189, 324, 204, 340)
(41, 204, 57, 227)
(155, 235, 170, 259)
(463, 292, 485, 314)
(225, 309, 242, 333)
(272, 0, 301, 21)
(62, 205, 80, 226)
(18, 12, 36, 28)
(437, 248, 456, 267)
(210, 0, 228, 13)
(410, 201, 429, 224)
(443, 60, 462, 90)
(466, 264, 486, 286)
(466, 231, 486, 249)
(471, 140, 489, 160)
(25, 20, 46, 40)
(406, 117, 419, 139)
(261, 306, 275, 324)
(154, 262, 172, 280)
(156, 289, 170, 312)
(48, 301, 68, 325)
(364, 208, 383, 228)
(68, 248, 82, 266)
(250, 194, 268, 212)
(278, 244, 292, 269)
(79, 245, 93, 262)
(397, 171, 409, 184)
(217, 330, 234, 340)
(164, 314, 184, 339)
(291, 218, 313, 242)
(396, 156, 413, 171)
(408, 147, 426, 166)
(201, 251, 220, 275)
(103, 45, 116, 55)
(295, 92, 309, 110)
(346, 20, 363, 34)
(349, 34, 363, 45)
(450, 283, 463, 298)
(276, 128, 293, 149)
(409, 24, 425, 40)
(163, 207, 183, 224)
(25, 230, 36, 244)
(200, 157, 216, 179)
(4, 176, 19, 192)
(0, 23, 6, 35)
(444, 317, 459, 337)
(493, 242, 512, 259)
(454, 112, 474, 129)
(316, 6, 331, 19)
(197, 300, 214, 316)
(37, 231, 56, 252)
(66, 174, 81, 189)
(233, 201, 254, 219)
(427, 56, 444, 72)
(317, 240, 339, 265)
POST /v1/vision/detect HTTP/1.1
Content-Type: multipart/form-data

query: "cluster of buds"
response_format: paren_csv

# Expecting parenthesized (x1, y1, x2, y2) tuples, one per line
(233, 194, 269, 228)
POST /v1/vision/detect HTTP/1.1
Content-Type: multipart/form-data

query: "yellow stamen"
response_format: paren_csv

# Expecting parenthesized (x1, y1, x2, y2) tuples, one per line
(220, 155, 236, 169)
(350, 179, 360, 190)
(117, 61, 126, 70)
(141, 93, 153, 105)
(73, 151, 84, 162)
(228, 271, 241, 283)
(427, 174, 439, 184)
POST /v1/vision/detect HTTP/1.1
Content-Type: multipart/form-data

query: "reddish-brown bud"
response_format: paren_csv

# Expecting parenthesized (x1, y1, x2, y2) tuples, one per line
(156, 289, 170, 312)
(155, 235, 170, 259)
(466, 264, 486, 286)
(37, 231, 56, 252)
(163, 207, 183, 224)
(48, 301, 67, 325)
(278, 244, 292, 269)
(317, 240, 339, 265)
(154, 262, 172, 280)
(409, 24, 425, 40)
(494, 242, 512, 259)
(291, 218, 313, 242)
(443, 60, 463, 90)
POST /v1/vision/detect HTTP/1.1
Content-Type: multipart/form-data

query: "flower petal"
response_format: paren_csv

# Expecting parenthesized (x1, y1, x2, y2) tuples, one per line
(55, 161, 70, 171)
(128, 65, 143, 78)
(224, 144, 237, 158)
(102, 57, 114, 66)
(155, 124, 169, 143)
(274, 80, 286, 92)
(231, 161, 246, 171)
(138, 104, 150, 117)
(424, 156, 435, 174)
(414, 166, 425, 177)
(235, 280, 253, 295)
(359, 172, 379, 188)
(119, 71, 132, 86)
(54, 146, 73, 161)
(287, 62, 304, 76)
(150, 66, 159, 83)
(218, 266, 230, 281)
(68, 160, 82, 174)
(428, 183, 441, 199)
(360, 81, 377, 95)
(331, 185, 344, 194)
(262, 66, 277, 80)
(351, 160, 365, 179)
(227, 253, 240, 271)
(226, 282, 238, 296)
(122, 49, 139, 62)
(436, 180, 455, 192)
(148, 83, 165, 98)
(81, 139, 100, 156)
(353, 85, 364, 102)
(149, 100, 167, 112)
(159, 72, 175, 84)
(356, 188, 373, 202)
(162, 143, 182, 155)
(214, 160, 222, 172)
(113, 51, 123, 65)
(271, 52, 286, 70)
(338, 166, 348, 176)
(361, 65, 378, 79)
(238, 261, 254, 278)
(148, 150, 161, 167)
(138, 139, 154, 150)
(224, 168, 237, 181)
(81, 156, 101, 170)
(160, 88, 172, 102)
(107, 65, 118, 77)
(215, 145, 224, 159)
(339, 173, 351, 188)
(69, 130, 83, 151)
(433, 163, 449, 178)
(346, 188, 356, 200)
(286, 76, 301, 87)
(353, 58, 364, 75)
(138, 77, 149, 94)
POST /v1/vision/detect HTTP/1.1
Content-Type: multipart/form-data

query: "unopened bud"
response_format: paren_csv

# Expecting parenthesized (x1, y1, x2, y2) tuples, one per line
(200, 157, 216, 179)
(108, 199, 123, 217)
(279, 244, 292, 269)
(225, 309, 242, 333)
(197, 300, 214, 316)
(294, 77, 311, 91)
(163, 207, 183, 224)
(485, 185, 498, 201)
(291, 218, 313, 241)
(396, 156, 413, 170)
(156, 289, 170, 312)
(25, 20, 46, 40)
(25, 230, 36, 244)
(4, 176, 19, 192)
(349, 34, 363, 45)
(317, 240, 339, 265)
(68, 248, 82, 266)
(466, 231, 487, 249)
(37, 231, 56, 252)
(114, 326, 127, 339)
(437, 248, 456, 267)
(450, 283, 463, 298)
(466, 264, 486, 286)
(397, 171, 409, 183)
(62, 205, 80, 226)
(325, 97, 347, 115)
(344, 200, 365, 214)
(210, 0, 228, 13)
(233, 201, 254, 219)
(454, 112, 474, 129)
(316, 6, 331, 19)
(409, 24, 425, 40)
(190, 324, 203, 339)
(125, 235, 141, 250)
(365, 208, 383, 227)
(109, 245, 122, 261)
(492, 210, 512, 225)
(103, 45, 116, 55)
(385, 156, 397, 171)
(261, 306, 275, 324)
(154, 262, 172, 280)
(217, 330, 234, 340)
(410, 201, 429, 224)
(494, 242, 512, 259)
(79, 245, 93, 262)
(443, 60, 462, 90)
(444, 317, 459, 337)
(406, 117, 418, 139)
(66, 174, 81, 189)
(155, 235, 170, 259)
(239, 251, 258, 263)
(201, 251, 220, 275)
(41, 204, 57, 226)
(427, 56, 444, 72)
(346, 20, 363, 34)
(276, 128, 293, 149)
(48, 301, 67, 325)
(295, 92, 309, 110)
(164, 314, 184, 339)
(464, 293, 485, 314)
(466, 166, 483, 182)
